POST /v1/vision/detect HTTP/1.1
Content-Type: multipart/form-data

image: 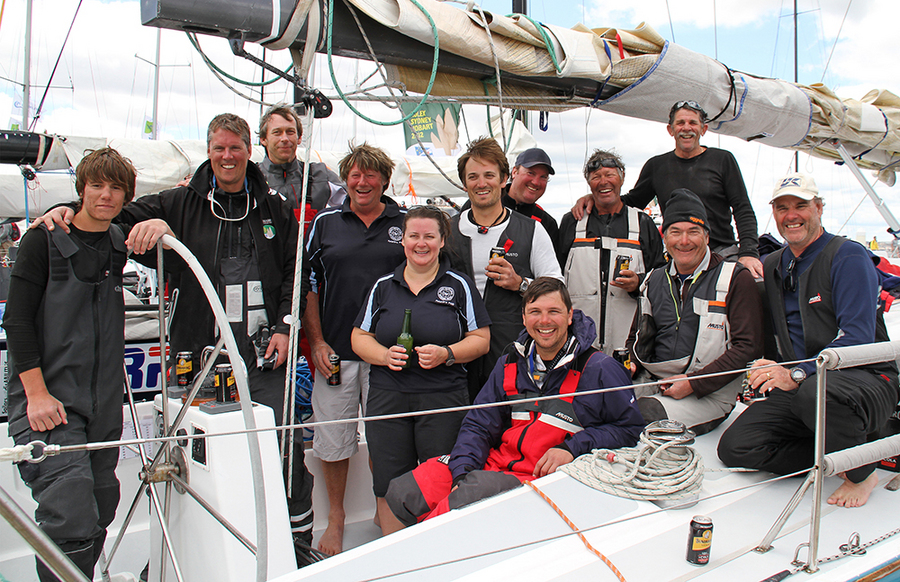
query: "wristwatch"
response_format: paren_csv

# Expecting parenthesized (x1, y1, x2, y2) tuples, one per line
(519, 277, 532, 295)
(444, 345, 456, 366)
(789, 366, 808, 384)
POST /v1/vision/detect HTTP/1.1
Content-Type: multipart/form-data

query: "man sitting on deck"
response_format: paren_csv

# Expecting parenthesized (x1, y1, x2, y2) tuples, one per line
(385, 278, 644, 525)
(717, 173, 899, 507)
(628, 189, 764, 435)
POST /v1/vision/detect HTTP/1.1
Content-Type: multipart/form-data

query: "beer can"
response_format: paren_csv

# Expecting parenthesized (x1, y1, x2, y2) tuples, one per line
(176, 351, 194, 388)
(739, 370, 767, 403)
(490, 246, 506, 259)
(328, 354, 341, 386)
(686, 515, 713, 565)
(614, 255, 631, 274)
(613, 349, 631, 372)
(214, 364, 235, 402)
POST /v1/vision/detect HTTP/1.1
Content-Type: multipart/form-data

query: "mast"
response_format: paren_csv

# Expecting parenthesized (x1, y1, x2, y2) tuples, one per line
(23, 0, 32, 129)
(152, 29, 161, 139)
(793, 0, 799, 172)
(512, 0, 528, 130)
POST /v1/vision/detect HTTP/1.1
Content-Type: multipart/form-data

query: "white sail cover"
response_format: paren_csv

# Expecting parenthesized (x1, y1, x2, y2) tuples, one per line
(335, 0, 898, 180)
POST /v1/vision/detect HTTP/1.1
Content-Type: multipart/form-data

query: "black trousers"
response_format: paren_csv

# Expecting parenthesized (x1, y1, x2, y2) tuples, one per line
(718, 368, 898, 483)
(15, 412, 122, 582)
(247, 365, 315, 545)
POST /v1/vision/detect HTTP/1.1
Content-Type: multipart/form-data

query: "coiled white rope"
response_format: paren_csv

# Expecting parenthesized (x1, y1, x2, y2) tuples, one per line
(560, 432, 704, 501)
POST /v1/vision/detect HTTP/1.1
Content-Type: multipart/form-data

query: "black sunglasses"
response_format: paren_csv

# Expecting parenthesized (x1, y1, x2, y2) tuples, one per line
(783, 258, 798, 293)
(585, 157, 624, 174)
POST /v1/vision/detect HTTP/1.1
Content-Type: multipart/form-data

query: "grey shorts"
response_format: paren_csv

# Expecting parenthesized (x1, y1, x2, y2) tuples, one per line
(311, 360, 370, 462)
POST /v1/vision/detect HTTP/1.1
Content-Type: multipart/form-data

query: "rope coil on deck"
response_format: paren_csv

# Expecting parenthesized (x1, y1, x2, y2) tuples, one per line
(560, 421, 704, 501)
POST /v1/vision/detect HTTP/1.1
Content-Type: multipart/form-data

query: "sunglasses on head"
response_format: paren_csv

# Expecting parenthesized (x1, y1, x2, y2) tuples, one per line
(585, 157, 623, 174)
(672, 100, 708, 121)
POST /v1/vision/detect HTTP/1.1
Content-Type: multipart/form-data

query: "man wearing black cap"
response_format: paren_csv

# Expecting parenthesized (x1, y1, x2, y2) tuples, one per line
(504, 148, 560, 249)
(557, 149, 665, 356)
(627, 189, 763, 434)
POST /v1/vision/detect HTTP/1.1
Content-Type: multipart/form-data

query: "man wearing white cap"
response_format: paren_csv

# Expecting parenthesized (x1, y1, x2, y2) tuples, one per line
(718, 173, 899, 508)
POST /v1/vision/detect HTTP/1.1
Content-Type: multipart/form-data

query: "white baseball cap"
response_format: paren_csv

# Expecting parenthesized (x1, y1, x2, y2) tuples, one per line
(771, 173, 819, 202)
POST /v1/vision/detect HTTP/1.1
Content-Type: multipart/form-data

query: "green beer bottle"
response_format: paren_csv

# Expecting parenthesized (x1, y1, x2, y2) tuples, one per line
(397, 309, 414, 369)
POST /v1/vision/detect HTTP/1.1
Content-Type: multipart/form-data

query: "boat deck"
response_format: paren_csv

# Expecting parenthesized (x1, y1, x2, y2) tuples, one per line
(287, 408, 900, 582)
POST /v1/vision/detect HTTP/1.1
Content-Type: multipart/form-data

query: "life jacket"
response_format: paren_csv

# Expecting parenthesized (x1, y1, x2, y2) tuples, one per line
(482, 348, 595, 479)
(564, 206, 643, 354)
(634, 259, 736, 378)
(6, 226, 127, 436)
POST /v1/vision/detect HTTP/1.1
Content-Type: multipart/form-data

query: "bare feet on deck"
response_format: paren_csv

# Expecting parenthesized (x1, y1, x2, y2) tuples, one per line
(827, 472, 879, 507)
(317, 519, 345, 556)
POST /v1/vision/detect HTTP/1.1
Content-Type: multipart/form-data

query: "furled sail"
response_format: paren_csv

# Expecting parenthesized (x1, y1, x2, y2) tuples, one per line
(142, 0, 900, 182)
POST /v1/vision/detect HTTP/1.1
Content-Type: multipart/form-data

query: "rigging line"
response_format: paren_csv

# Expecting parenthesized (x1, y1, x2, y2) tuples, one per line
(187, 37, 275, 107)
(835, 191, 867, 236)
(18, 357, 822, 460)
(185, 33, 287, 87)
(526, 481, 628, 582)
(325, 0, 440, 126)
(27, 0, 83, 131)
(470, 2, 508, 149)
(338, 0, 462, 191)
(820, 0, 852, 83)
(664, 0, 676, 43)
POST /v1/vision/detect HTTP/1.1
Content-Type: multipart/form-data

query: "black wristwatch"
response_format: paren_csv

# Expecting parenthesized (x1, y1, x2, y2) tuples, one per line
(444, 345, 456, 366)
(789, 366, 808, 384)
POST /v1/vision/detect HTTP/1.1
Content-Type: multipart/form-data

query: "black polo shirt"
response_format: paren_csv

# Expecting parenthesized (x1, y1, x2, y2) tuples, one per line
(305, 195, 406, 359)
(354, 258, 491, 393)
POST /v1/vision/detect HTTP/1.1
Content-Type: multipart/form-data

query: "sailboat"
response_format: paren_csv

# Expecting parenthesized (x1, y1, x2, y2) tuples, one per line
(2, 0, 900, 581)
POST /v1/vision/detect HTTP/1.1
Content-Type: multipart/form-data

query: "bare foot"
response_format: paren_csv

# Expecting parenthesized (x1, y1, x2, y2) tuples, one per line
(317, 520, 345, 556)
(373, 510, 381, 528)
(827, 472, 879, 508)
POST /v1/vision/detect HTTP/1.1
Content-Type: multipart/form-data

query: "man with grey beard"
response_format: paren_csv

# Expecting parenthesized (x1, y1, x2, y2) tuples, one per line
(573, 100, 763, 278)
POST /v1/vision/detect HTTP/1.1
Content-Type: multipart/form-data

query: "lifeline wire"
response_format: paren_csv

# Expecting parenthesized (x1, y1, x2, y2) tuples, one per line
(3, 358, 815, 461)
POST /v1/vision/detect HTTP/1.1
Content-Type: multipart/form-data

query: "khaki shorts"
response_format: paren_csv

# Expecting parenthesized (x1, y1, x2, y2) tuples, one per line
(311, 360, 370, 462)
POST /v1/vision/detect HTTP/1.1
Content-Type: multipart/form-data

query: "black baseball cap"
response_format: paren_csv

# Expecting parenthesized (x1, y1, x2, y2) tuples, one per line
(515, 148, 555, 175)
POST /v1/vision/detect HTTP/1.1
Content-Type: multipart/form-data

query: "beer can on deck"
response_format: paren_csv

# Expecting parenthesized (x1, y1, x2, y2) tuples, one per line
(214, 364, 235, 402)
(176, 352, 194, 388)
(686, 515, 713, 565)
(328, 354, 341, 386)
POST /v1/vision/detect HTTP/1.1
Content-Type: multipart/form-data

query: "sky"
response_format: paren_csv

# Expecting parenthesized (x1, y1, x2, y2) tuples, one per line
(1, 0, 898, 242)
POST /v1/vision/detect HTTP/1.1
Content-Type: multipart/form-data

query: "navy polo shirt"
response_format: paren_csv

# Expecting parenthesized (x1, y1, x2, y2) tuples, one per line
(354, 258, 491, 394)
(306, 196, 407, 359)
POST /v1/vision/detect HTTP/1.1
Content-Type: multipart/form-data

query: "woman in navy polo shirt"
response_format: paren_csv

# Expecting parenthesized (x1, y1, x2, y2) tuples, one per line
(352, 205, 491, 537)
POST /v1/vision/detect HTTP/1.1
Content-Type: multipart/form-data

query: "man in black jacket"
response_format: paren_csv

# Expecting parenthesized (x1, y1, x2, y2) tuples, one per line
(36, 114, 316, 563)
(257, 104, 345, 230)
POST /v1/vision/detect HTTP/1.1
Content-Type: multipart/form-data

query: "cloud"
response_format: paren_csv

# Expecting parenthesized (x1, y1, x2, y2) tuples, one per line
(1, 0, 897, 242)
